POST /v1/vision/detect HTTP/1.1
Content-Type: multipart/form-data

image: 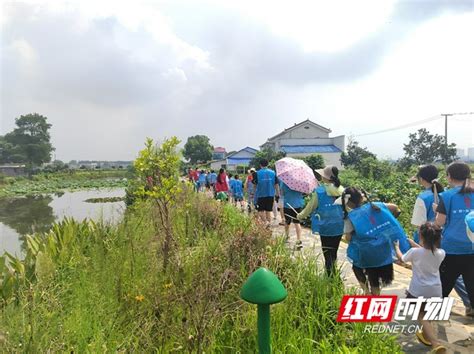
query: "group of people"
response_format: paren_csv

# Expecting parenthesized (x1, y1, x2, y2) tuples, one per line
(190, 159, 474, 353)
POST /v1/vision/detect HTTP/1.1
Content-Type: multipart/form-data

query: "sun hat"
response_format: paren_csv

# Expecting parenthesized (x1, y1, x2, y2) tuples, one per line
(314, 165, 337, 181)
(250, 167, 256, 172)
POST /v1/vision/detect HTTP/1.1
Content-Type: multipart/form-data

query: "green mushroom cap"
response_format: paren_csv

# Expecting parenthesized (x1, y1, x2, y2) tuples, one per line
(240, 267, 287, 305)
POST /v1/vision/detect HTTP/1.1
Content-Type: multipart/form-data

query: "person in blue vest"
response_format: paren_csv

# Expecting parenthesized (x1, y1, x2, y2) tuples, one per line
(254, 159, 280, 225)
(280, 180, 304, 249)
(208, 170, 218, 195)
(410, 164, 471, 316)
(297, 165, 344, 275)
(341, 187, 409, 295)
(434, 161, 474, 316)
(245, 168, 256, 213)
(198, 170, 208, 192)
(232, 175, 245, 210)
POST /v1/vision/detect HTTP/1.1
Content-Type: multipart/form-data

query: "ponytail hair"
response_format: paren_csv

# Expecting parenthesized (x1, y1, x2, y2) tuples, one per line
(361, 188, 380, 213)
(447, 162, 473, 194)
(341, 187, 365, 219)
(330, 166, 341, 188)
(431, 180, 444, 194)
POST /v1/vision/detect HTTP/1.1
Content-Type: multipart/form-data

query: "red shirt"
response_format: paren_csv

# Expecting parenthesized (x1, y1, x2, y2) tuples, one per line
(215, 172, 229, 192)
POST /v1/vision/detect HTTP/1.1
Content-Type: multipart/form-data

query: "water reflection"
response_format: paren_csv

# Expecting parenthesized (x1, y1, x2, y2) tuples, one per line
(0, 196, 55, 236)
(0, 188, 125, 257)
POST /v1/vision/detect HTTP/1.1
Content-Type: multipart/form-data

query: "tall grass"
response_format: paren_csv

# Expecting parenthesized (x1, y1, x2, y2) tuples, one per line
(0, 189, 401, 352)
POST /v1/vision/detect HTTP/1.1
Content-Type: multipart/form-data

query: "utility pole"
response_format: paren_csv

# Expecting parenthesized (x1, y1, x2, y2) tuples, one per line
(441, 113, 453, 147)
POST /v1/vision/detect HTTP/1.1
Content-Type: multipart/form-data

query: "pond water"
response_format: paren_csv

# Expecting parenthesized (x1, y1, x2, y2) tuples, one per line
(0, 188, 125, 257)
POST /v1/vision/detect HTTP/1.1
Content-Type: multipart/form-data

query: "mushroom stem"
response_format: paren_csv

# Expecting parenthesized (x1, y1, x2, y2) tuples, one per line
(258, 304, 270, 354)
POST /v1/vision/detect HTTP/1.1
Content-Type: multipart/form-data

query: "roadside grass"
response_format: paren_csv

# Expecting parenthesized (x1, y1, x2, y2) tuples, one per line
(0, 190, 401, 353)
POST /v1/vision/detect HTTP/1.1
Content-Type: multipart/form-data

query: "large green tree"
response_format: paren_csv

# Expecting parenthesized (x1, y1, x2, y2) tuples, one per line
(402, 128, 456, 166)
(183, 135, 213, 164)
(303, 154, 325, 171)
(340, 139, 376, 168)
(1, 113, 54, 167)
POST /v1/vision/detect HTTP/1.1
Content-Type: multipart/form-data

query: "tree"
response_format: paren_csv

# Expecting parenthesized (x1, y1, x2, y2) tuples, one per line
(402, 128, 456, 165)
(249, 148, 286, 169)
(340, 139, 376, 168)
(2, 113, 54, 167)
(183, 135, 213, 164)
(303, 154, 325, 171)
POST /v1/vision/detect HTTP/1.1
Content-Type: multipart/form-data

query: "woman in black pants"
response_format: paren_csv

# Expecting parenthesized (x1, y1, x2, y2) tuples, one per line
(297, 166, 344, 276)
(435, 162, 474, 316)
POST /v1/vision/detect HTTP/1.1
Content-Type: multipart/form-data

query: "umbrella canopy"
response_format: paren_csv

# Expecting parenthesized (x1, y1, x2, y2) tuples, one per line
(275, 157, 318, 194)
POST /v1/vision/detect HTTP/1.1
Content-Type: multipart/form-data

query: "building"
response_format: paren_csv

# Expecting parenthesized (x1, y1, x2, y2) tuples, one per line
(212, 147, 226, 160)
(468, 147, 474, 162)
(261, 119, 345, 168)
(456, 148, 465, 161)
(0, 164, 26, 176)
(210, 147, 257, 172)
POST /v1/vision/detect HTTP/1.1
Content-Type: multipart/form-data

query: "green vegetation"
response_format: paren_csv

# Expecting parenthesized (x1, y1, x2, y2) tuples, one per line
(0, 170, 128, 197)
(0, 137, 401, 352)
(0, 190, 401, 353)
(0, 113, 54, 168)
(84, 197, 124, 203)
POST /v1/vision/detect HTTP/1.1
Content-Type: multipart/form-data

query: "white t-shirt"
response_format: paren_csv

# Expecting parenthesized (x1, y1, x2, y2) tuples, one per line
(402, 248, 446, 298)
(411, 197, 428, 227)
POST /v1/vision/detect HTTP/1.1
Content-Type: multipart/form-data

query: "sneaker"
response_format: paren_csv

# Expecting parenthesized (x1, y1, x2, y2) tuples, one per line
(465, 306, 474, 317)
(296, 240, 303, 250)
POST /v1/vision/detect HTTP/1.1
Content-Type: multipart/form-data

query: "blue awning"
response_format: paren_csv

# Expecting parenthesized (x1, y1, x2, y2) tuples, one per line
(281, 145, 341, 154)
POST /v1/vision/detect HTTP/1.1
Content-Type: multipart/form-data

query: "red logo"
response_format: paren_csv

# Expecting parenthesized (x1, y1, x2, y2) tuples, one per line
(336, 295, 398, 322)
(369, 215, 377, 225)
(465, 196, 471, 209)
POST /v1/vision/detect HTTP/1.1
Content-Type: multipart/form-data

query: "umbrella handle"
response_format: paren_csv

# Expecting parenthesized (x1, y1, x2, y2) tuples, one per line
(284, 213, 298, 221)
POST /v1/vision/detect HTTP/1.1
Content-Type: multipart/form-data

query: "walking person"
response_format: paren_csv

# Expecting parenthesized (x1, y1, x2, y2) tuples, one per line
(297, 165, 344, 276)
(280, 180, 304, 249)
(208, 170, 218, 195)
(215, 168, 229, 198)
(232, 175, 245, 211)
(434, 161, 474, 317)
(245, 168, 256, 213)
(254, 159, 280, 226)
(394, 222, 447, 353)
(198, 170, 207, 192)
(341, 187, 408, 295)
(410, 164, 471, 315)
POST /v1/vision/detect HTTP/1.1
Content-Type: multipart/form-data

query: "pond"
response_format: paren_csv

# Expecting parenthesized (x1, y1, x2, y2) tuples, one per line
(0, 188, 125, 257)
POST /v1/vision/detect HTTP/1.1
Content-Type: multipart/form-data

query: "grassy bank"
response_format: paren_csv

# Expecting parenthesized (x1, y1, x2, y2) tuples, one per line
(0, 170, 129, 197)
(0, 188, 400, 352)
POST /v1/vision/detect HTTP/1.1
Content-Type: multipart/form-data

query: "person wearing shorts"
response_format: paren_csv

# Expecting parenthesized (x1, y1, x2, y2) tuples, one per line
(254, 159, 279, 225)
(280, 180, 304, 248)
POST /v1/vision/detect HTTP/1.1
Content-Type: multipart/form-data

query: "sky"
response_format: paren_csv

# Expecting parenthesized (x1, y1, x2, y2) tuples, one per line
(1, 0, 473, 161)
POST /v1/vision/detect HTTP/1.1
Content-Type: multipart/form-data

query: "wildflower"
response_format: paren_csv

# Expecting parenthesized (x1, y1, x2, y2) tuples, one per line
(164, 282, 173, 289)
(135, 294, 145, 302)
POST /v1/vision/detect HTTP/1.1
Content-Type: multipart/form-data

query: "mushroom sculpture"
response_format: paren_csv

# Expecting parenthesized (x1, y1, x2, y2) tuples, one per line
(240, 267, 288, 354)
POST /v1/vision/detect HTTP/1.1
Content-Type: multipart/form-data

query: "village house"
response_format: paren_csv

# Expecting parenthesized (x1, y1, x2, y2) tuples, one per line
(260, 119, 345, 168)
(210, 147, 257, 172)
(0, 164, 26, 177)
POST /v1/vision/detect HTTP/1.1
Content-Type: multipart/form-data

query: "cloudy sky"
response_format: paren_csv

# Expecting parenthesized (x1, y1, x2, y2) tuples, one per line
(1, 0, 473, 161)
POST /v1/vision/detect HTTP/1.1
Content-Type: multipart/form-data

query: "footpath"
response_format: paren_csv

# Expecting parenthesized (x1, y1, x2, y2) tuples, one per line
(270, 218, 474, 354)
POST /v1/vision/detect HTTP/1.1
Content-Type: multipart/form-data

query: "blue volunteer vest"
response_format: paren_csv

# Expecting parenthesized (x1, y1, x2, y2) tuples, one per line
(233, 180, 244, 198)
(209, 173, 217, 184)
(256, 168, 276, 198)
(347, 202, 408, 268)
(281, 182, 304, 209)
(310, 186, 344, 236)
(198, 173, 207, 183)
(229, 179, 235, 192)
(439, 186, 474, 255)
(413, 189, 436, 243)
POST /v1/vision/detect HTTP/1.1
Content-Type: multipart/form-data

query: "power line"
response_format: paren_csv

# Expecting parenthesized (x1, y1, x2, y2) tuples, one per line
(354, 112, 473, 138)
(354, 115, 442, 137)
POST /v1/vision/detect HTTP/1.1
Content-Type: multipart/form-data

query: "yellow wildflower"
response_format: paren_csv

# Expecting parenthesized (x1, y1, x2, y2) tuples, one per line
(135, 295, 145, 302)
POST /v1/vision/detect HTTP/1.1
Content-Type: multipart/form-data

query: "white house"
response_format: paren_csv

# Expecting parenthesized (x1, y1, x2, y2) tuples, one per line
(210, 147, 258, 172)
(261, 119, 345, 168)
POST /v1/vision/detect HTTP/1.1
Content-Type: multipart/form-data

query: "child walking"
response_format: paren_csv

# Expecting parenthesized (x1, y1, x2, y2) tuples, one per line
(395, 222, 447, 354)
(232, 175, 245, 211)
